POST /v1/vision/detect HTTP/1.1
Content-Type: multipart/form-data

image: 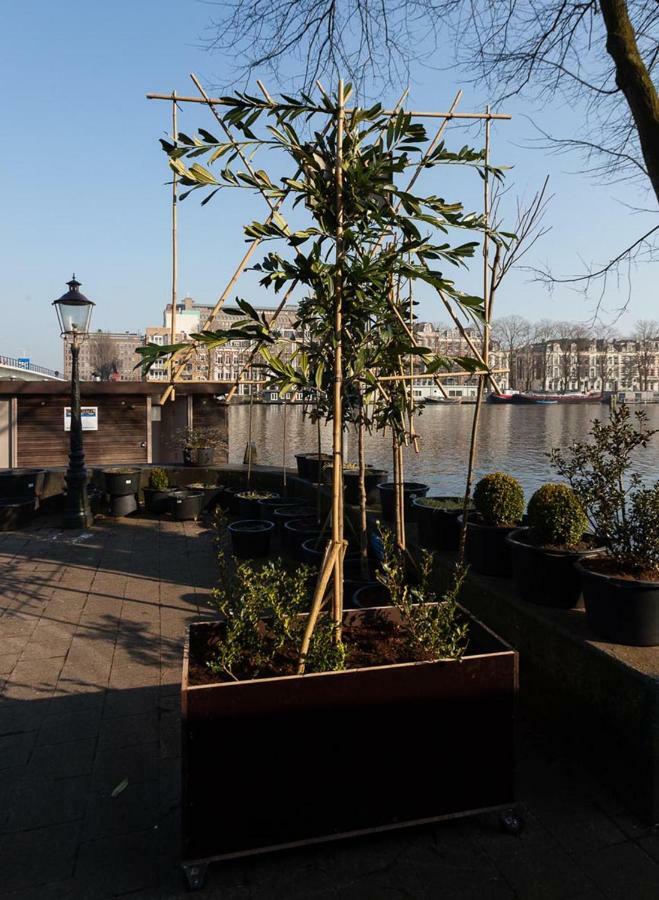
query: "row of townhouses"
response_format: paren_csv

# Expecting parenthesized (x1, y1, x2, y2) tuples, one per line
(511, 338, 659, 393)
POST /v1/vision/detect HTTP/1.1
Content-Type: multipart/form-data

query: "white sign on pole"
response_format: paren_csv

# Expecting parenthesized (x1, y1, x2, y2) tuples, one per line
(64, 406, 99, 431)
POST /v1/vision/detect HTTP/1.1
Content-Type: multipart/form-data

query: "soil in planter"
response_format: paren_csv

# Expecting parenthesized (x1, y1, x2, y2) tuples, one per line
(188, 610, 459, 685)
(521, 529, 601, 555)
(579, 555, 659, 583)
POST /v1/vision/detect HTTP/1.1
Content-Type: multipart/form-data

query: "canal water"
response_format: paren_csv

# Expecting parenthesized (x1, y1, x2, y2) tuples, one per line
(227, 403, 659, 499)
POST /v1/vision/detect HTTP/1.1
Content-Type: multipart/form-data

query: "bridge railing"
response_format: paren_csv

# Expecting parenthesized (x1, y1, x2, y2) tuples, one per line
(0, 355, 61, 378)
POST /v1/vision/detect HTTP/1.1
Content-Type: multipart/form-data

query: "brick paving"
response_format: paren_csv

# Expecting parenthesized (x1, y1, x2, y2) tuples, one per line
(0, 515, 657, 899)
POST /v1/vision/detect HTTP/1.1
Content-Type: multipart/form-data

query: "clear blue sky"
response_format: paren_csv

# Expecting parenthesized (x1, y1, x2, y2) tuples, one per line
(2, 0, 656, 369)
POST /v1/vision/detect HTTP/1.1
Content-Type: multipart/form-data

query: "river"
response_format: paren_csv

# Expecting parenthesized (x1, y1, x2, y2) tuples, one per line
(227, 402, 659, 499)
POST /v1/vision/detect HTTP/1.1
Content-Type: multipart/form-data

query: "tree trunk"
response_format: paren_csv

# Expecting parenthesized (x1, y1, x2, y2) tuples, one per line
(599, 0, 659, 204)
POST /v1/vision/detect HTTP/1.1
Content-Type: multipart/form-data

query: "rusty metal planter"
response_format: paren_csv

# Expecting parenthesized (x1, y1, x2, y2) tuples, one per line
(181, 608, 518, 888)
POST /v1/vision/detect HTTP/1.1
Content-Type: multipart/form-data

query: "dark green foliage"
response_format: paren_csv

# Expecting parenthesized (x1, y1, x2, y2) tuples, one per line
(208, 511, 344, 680)
(527, 483, 588, 547)
(551, 406, 659, 573)
(148, 467, 169, 490)
(376, 527, 468, 660)
(473, 473, 524, 527)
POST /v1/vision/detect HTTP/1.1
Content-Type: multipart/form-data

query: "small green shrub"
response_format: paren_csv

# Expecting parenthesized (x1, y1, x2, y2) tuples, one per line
(473, 473, 524, 527)
(376, 527, 468, 660)
(149, 467, 169, 490)
(527, 483, 587, 546)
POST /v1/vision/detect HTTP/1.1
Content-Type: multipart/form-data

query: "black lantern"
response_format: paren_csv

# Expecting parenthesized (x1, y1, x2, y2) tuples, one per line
(54, 275, 95, 529)
(53, 276, 95, 337)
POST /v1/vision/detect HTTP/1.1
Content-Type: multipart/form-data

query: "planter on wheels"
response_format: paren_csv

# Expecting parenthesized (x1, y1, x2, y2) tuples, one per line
(576, 559, 659, 646)
(413, 496, 473, 552)
(459, 515, 518, 578)
(170, 491, 205, 522)
(377, 482, 429, 523)
(180, 610, 517, 889)
(103, 469, 140, 497)
(228, 520, 274, 559)
(506, 528, 605, 609)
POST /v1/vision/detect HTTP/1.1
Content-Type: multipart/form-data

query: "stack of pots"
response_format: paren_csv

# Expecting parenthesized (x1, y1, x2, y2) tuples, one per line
(0, 468, 44, 531)
(103, 469, 140, 517)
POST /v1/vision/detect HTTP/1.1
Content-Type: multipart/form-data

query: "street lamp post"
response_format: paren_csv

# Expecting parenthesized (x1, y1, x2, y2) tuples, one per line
(53, 275, 95, 529)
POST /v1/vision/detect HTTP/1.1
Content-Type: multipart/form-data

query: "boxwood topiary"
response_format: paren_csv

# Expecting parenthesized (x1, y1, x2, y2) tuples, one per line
(527, 483, 588, 547)
(473, 473, 524, 527)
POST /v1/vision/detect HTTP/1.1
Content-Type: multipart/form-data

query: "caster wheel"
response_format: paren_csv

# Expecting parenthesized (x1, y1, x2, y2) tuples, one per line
(499, 810, 524, 835)
(183, 863, 208, 891)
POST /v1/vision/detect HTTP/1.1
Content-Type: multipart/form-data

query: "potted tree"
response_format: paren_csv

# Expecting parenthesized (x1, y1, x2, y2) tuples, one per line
(236, 489, 280, 518)
(506, 483, 605, 608)
(551, 406, 659, 645)
(460, 473, 524, 577)
(176, 426, 226, 467)
(141, 83, 518, 887)
(143, 467, 177, 513)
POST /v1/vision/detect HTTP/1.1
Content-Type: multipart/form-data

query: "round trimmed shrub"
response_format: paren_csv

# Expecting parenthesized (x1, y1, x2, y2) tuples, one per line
(473, 473, 524, 527)
(527, 483, 588, 547)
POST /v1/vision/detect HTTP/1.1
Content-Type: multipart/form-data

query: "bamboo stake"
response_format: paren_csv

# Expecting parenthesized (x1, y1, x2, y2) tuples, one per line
(297, 540, 340, 674)
(169, 93, 178, 386)
(282, 400, 287, 493)
(331, 79, 346, 640)
(357, 408, 369, 580)
(316, 404, 322, 524)
(246, 389, 254, 485)
(458, 109, 493, 563)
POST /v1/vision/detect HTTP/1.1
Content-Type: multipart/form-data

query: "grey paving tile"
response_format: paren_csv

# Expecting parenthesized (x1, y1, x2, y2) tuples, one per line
(37, 709, 101, 745)
(75, 829, 159, 895)
(0, 774, 90, 833)
(28, 738, 97, 778)
(91, 741, 160, 793)
(82, 778, 159, 838)
(0, 729, 37, 770)
(578, 840, 659, 899)
(97, 710, 160, 750)
(0, 822, 80, 892)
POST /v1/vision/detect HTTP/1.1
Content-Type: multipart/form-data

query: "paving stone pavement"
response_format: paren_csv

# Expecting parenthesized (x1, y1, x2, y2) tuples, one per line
(0, 515, 657, 899)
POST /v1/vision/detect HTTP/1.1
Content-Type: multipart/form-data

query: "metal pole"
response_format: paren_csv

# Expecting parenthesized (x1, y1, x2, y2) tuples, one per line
(63, 338, 93, 528)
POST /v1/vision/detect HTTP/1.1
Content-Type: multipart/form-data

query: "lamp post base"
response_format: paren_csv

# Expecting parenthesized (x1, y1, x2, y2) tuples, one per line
(63, 508, 95, 530)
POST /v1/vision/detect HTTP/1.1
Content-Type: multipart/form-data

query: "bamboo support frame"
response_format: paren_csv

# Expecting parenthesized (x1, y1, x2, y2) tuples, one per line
(147, 91, 511, 121)
(169, 93, 178, 385)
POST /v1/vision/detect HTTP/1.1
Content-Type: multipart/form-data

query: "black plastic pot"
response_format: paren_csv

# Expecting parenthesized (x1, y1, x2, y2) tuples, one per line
(283, 519, 323, 560)
(143, 487, 177, 514)
(506, 528, 605, 609)
(228, 520, 274, 559)
(295, 453, 332, 482)
(170, 491, 205, 522)
(87, 487, 103, 517)
(187, 485, 224, 512)
(300, 538, 371, 580)
(109, 493, 138, 517)
(459, 515, 519, 577)
(352, 581, 391, 609)
(272, 505, 317, 534)
(0, 468, 45, 501)
(104, 469, 141, 497)
(377, 482, 429, 523)
(237, 492, 280, 519)
(576, 559, 659, 646)
(341, 469, 389, 506)
(0, 498, 34, 531)
(257, 497, 303, 518)
(413, 496, 473, 552)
